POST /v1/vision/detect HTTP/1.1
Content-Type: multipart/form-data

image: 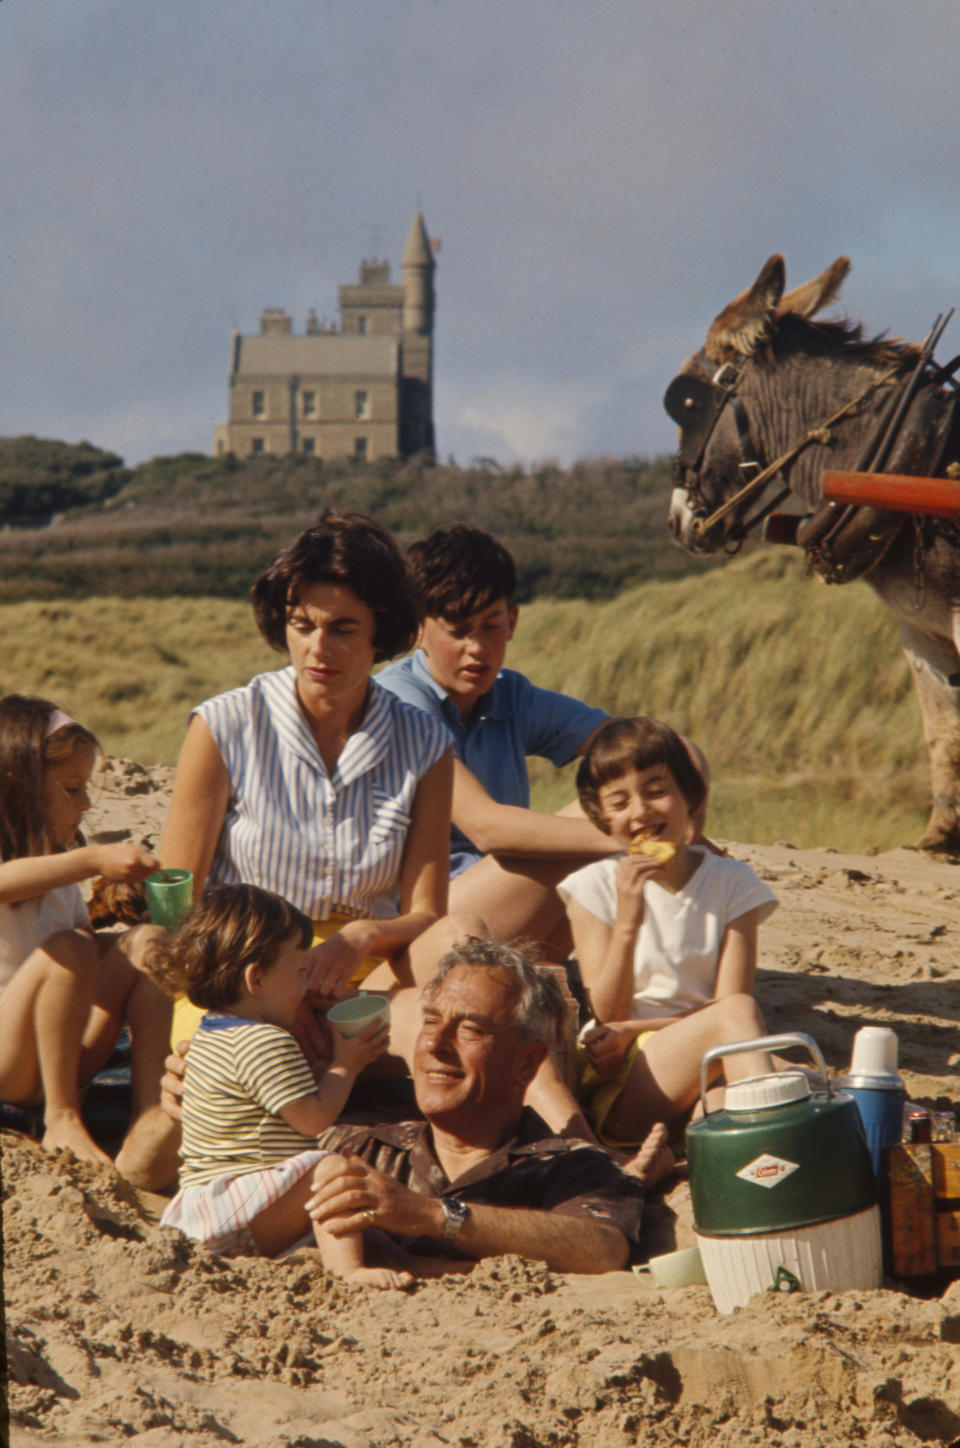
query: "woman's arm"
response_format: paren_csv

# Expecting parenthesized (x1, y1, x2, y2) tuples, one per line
(712, 908, 761, 999)
(157, 716, 231, 897)
(0, 842, 157, 906)
(332, 748, 454, 964)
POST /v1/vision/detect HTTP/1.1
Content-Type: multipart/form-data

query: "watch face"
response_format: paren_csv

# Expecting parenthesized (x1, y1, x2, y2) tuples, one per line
(442, 1197, 470, 1238)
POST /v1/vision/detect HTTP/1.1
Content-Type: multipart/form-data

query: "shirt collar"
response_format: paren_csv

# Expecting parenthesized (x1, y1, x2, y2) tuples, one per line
(410, 649, 509, 726)
(259, 667, 395, 783)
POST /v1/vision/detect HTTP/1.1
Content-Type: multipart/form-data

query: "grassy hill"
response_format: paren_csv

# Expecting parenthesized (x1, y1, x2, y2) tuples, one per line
(0, 550, 928, 852)
(0, 449, 729, 604)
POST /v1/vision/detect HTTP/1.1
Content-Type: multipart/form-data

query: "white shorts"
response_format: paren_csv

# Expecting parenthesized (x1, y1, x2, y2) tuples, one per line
(161, 1149, 329, 1257)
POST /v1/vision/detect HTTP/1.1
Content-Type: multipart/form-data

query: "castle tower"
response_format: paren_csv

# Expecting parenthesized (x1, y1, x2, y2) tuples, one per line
(400, 211, 435, 456)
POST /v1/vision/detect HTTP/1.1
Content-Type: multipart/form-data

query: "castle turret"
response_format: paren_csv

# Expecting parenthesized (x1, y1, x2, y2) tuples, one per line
(402, 212, 435, 336)
(400, 212, 435, 456)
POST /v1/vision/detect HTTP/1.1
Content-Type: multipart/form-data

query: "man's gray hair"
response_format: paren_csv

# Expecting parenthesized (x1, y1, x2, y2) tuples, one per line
(422, 937, 565, 1048)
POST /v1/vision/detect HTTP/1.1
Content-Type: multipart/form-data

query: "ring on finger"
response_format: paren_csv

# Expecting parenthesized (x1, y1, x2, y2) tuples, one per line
(363, 1208, 376, 1226)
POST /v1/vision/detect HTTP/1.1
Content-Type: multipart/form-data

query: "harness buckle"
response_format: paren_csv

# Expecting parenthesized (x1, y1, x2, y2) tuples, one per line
(712, 360, 741, 391)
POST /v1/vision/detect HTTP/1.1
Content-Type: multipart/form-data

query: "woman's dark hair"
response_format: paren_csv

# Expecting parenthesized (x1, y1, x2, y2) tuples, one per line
(576, 716, 707, 832)
(148, 883, 312, 1010)
(0, 694, 99, 861)
(405, 523, 517, 621)
(251, 509, 418, 661)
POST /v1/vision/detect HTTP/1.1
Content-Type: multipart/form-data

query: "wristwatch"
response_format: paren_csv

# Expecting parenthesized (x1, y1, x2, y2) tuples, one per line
(440, 1196, 471, 1240)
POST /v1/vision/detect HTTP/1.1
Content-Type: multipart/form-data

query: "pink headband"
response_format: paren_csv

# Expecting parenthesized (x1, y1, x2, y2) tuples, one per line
(45, 708, 77, 738)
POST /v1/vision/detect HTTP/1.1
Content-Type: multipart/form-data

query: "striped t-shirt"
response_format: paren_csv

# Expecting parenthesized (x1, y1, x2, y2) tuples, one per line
(195, 668, 451, 919)
(179, 1013, 318, 1188)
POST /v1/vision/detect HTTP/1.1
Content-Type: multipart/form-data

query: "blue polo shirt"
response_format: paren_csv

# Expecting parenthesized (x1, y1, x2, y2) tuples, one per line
(377, 650, 608, 875)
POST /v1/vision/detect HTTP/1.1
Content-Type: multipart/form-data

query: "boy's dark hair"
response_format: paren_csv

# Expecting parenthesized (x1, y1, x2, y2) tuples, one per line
(576, 716, 707, 832)
(405, 523, 517, 621)
(251, 508, 418, 661)
(148, 883, 312, 1011)
(0, 694, 99, 861)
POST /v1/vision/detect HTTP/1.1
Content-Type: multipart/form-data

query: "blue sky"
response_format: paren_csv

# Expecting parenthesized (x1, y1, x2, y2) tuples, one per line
(2, 0, 958, 468)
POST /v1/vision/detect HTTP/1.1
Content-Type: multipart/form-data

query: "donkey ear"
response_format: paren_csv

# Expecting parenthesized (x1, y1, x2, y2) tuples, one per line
(777, 257, 851, 320)
(705, 256, 786, 362)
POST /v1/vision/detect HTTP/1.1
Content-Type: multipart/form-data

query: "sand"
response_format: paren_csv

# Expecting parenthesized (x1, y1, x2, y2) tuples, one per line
(4, 759, 960, 1447)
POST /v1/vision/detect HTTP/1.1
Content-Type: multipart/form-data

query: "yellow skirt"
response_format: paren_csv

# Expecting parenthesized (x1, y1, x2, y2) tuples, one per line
(576, 1030, 655, 1149)
(170, 911, 386, 1047)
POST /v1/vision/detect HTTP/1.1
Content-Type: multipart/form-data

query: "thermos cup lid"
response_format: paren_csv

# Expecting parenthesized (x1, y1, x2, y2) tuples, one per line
(725, 1069, 811, 1113)
(849, 1026, 899, 1077)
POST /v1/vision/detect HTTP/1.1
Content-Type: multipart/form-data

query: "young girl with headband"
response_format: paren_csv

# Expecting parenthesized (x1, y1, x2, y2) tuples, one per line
(0, 693, 174, 1181)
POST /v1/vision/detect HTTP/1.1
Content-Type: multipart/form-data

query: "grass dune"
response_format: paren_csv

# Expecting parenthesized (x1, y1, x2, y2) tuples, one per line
(0, 550, 929, 851)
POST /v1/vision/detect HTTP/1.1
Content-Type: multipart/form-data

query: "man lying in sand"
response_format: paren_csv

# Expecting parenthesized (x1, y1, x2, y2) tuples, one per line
(304, 939, 647, 1275)
(164, 938, 649, 1275)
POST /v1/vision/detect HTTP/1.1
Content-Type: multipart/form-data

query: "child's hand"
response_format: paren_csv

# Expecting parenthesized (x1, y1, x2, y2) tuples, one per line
(582, 1022, 632, 1075)
(92, 842, 159, 883)
(614, 854, 659, 923)
(331, 1018, 389, 1073)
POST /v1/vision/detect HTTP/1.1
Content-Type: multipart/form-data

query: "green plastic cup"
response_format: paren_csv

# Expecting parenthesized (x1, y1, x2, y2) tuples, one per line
(144, 869, 194, 929)
(326, 993, 390, 1039)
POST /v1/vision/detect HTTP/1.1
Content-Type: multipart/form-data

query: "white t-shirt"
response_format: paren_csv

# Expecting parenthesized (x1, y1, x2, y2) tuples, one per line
(558, 848, 777, 1020)
(0, 883, 91, 992)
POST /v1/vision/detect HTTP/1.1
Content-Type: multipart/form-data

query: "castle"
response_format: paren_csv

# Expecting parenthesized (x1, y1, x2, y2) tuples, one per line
(213, 213, 435, 463)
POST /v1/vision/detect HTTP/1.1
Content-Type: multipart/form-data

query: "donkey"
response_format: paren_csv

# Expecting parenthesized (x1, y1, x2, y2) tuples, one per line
(666, 256, 960, 852)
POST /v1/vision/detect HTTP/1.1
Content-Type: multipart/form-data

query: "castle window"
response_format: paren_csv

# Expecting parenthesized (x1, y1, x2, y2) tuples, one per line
(302, 390, 317, 417)
(252, 390, 266, 418)
(357, 316, 367, 335)
(355, 390, 370, 419)
(251, 437, 265, 454)
(354, 437, 368, 461)
(302, 437, 315, 455)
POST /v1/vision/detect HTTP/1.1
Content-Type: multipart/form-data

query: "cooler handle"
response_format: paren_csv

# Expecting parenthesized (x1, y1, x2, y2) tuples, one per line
(699, 1032, 831, 1118)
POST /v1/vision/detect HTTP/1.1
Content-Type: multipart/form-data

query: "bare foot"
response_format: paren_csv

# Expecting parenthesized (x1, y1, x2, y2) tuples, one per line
(344, 1266, 415, 1291)
(42, 1110, 113, 1168)
(620, 1122, 678, 1188)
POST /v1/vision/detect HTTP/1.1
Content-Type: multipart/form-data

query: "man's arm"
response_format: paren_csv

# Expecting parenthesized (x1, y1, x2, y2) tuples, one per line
(305, 1152, 630, 1273)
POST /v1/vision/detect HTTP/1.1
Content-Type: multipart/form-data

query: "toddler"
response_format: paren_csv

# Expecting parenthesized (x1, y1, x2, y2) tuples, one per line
(152, 883, 412, 1289)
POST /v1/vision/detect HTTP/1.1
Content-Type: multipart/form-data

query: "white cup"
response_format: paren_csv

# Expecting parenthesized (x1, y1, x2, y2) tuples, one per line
(326, 993, 390, 1039)
(849, 1026, 899, 1079)
(645, 1246, 708, 1289)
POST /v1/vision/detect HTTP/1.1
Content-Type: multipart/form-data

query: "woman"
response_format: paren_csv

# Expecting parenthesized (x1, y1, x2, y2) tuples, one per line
(159, 510, 463, 1041)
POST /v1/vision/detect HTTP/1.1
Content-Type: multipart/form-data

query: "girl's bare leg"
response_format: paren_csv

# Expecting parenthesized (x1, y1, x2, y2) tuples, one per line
(604, 993, 770, 1144)
(0, 929, 112, 1165)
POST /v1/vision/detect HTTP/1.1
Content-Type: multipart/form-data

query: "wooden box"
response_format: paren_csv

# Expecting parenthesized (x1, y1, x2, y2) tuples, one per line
(885, 1141, 960, 1276)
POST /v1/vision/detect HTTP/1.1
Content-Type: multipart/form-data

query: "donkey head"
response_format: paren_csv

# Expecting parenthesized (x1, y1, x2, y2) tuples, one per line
(667, 255, 851, 553)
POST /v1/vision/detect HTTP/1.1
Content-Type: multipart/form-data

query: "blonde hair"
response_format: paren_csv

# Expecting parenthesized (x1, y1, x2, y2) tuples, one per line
(0, 694, 98, 861)
(148, 884, 312, 1009)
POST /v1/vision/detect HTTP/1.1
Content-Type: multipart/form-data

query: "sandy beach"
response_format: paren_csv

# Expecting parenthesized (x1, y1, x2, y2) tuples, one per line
(4, 758, 960, 1447)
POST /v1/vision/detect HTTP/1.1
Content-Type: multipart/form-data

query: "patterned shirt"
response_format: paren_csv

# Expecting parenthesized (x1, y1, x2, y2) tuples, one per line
(195, 668, 451, 919)
(319, 1109, 646, 1258)
(179, 1013, 319, 1188)
(377, 651, 608, 874)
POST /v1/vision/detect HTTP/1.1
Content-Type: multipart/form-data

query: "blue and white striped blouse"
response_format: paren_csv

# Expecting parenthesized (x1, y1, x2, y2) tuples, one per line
(195, 667, 451, 920)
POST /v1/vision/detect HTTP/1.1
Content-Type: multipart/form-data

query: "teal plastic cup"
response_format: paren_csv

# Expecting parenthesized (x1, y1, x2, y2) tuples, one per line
(144, 869, 194, 929)
(327, 993, 390, 1039)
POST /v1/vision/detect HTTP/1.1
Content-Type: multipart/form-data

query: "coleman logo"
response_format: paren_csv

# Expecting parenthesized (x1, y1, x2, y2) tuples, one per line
(736, 1153, 799, 1188)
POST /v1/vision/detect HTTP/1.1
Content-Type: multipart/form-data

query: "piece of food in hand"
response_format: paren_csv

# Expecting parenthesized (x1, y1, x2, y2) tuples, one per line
(628, 831, 677, 865)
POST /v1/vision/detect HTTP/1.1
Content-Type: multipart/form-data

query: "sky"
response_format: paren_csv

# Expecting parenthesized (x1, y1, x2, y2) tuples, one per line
(2, 0, 959, 470)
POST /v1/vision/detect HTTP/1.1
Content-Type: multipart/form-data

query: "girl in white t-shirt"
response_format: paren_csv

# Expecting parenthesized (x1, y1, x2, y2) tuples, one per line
(0, 694, 171, 1175)
(559, 716, 778, 1149)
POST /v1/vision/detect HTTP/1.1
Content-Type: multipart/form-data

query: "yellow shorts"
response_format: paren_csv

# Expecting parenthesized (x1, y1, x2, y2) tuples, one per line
(576, 1030, 655, 1149)
(170, 911, 385, 1047)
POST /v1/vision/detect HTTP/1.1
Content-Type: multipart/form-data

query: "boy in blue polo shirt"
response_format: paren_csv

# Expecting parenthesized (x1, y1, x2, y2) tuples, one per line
(378, 525, 630, 953)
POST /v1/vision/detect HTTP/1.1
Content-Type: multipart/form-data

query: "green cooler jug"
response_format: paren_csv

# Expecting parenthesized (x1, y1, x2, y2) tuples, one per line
(686, 1033, 881, 1314)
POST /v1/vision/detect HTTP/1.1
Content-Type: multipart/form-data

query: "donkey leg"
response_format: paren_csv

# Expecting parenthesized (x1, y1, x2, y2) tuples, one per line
(898, 617, 960, 852)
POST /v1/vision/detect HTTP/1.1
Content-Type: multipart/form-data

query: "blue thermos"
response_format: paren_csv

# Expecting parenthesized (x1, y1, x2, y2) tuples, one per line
(841, 1026, 904, 1181)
